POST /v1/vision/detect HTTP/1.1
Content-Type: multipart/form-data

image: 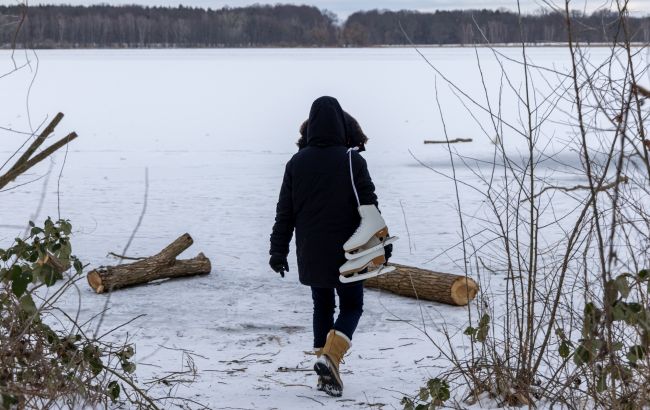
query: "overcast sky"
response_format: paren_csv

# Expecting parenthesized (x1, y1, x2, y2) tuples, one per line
(29, 0, 650, 19)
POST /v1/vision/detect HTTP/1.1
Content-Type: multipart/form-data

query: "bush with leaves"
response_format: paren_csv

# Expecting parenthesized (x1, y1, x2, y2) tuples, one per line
(562, 269, 650, 408)
(401, 378, 450, 410)
(0, 218, 152, 409)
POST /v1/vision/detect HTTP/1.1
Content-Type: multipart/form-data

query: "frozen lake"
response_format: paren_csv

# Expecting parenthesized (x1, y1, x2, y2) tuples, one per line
(0, 47, 628, 408)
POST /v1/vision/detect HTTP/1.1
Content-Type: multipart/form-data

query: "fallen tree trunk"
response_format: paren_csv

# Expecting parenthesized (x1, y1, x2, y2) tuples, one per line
(364, 263, 478, 306)
(87, 252, 211, 294)
(86, 233, 206, 293)
(424, 138, 473, 144)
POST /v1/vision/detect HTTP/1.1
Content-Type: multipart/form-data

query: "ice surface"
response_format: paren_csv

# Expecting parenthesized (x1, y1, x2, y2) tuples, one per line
(0, 47, 628, 408)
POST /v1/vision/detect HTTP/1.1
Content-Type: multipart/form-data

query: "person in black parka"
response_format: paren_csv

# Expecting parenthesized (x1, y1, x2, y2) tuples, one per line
(268, 96, 390, 396)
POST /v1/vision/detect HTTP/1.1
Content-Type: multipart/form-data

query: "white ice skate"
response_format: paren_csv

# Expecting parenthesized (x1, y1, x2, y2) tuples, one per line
(344, 234, 399, 260)
(339, 247, 396, 283)
(343, 205, 396, 255)
(340, 148, 398, 284)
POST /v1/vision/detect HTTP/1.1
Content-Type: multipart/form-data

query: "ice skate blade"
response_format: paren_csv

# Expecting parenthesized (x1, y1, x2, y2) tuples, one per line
(339, 254, 386, 275)
(345, 236, 399, 260)
(339, 265, 396, 283)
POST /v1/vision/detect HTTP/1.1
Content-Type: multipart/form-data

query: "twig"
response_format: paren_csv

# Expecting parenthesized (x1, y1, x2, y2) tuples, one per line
(238, 351, 280, 361)
(103, 367, 160, 410)
(151, 396, 210, 410)
(157, 344, 208, 360)
(10, 1, 27, 69)
(0, 173, 47, 193)
(297, 395, 325, 406)
(56, 142, 69, 220)
(94, 168, 149, 337)
(220, 358, 273, 365)
(276, 367, 314, 372)
(96, 314, 147, 341)
(107, 252, 146, 261)
(25, 49, 40, 132)
(528, 175, 629, 201)
(118, 167, 150, 258)
(399, 199, 413, 254)
(263, 376, 311, 388)
(204, 368, 247, 374)
(23, 159, 54, 237)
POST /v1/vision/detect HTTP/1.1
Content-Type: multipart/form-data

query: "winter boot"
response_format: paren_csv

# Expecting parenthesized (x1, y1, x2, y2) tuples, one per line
(314, 347, 325, 391)
(314, 330, 351, 397)
(344, 205, 389, 254)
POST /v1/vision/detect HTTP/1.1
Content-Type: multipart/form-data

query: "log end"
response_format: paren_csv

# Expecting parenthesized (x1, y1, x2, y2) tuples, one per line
(38, 252, 71, 274)
(450, 277, 479, 306)
(87, 270, 105, 294)
(154, 233, 195, 262)
(197, 252, 212, 274)
(181, 233, 194, 247)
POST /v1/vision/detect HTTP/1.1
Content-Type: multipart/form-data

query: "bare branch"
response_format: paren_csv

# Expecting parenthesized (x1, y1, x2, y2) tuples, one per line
(0, 131, 78, 190)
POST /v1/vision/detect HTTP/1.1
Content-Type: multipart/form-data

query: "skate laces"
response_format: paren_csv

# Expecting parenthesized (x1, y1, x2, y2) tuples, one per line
(347, 147, 361, 207)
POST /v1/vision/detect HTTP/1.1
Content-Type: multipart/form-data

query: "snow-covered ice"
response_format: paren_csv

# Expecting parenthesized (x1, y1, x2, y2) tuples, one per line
(0, 47, 624, 408)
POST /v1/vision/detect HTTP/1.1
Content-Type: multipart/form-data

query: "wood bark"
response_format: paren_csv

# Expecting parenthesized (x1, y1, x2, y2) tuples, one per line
(86, 233, 208, 293)
(364, 263, 478, 306)
(87, 253, 211, 294)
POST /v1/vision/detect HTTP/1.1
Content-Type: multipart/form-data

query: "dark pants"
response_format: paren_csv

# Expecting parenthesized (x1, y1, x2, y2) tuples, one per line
(311, 282, 364, 348)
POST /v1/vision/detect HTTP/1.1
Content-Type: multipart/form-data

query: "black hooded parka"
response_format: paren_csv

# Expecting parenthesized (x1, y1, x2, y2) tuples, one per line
(269, 96, 377, 288)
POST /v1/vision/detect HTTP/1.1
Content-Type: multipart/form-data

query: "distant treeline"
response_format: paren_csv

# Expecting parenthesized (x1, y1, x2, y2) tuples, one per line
(1, 4, 649, 48)
(345, 9, 650, 45)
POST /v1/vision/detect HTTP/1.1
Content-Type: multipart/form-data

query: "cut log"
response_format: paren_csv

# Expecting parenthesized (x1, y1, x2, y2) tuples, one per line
(37, 252, 71, 274)
(87, 252, 211, 294)
(424, 138, 473, 144)
(86, 233, 201, 293)
(364, 263, 478, 306)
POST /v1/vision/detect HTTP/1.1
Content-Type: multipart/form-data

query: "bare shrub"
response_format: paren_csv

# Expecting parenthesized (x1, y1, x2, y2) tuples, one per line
(403, 1, 650, 408)
(0, 219, 157, 408)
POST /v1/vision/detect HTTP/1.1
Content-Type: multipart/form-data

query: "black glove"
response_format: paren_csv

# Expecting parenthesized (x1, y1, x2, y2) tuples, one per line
(269, 255, 289, 278)
(384, 243, 393, 262)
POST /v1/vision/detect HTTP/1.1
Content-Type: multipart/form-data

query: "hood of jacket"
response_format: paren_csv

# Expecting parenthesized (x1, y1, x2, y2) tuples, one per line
(297, 110, 368, 152)
(305, 96, 347, 147)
